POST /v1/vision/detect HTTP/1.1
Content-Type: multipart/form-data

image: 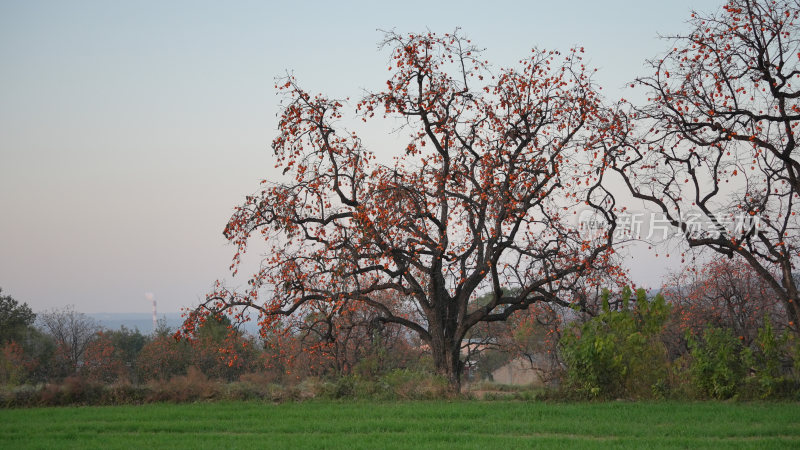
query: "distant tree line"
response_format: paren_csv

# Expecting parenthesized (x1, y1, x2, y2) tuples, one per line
(1, 256, 798, 402)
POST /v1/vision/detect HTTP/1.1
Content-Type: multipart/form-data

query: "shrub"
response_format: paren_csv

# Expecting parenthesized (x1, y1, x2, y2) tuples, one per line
(687, 326, 749, 399)
(146, 366, 220, 403)
(378, 369, 450, 400)
(560, 287, 670, 399)
(0, 385, 38, 407)
(99, 381, 149, 405)
(747, 319, 800, 399)
(0, 341, 34, 386)
(136, 336, 190, 382)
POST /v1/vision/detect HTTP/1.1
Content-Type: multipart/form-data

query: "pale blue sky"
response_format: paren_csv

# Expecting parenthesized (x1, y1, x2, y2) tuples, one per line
(1, 0, 719, 314)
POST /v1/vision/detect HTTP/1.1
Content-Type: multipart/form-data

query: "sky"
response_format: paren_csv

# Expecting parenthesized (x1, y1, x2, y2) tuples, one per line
(0, 0, 722, 314)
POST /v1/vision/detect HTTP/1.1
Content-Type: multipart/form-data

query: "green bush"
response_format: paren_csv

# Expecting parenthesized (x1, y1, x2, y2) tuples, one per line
(322, 375, 357, 399)
(99, 382, 149, 405)
(747, 319, 800, 399)
(378, 369, 450, 400)
(560, 287, 670, 399)
(687, 326, 749, 399)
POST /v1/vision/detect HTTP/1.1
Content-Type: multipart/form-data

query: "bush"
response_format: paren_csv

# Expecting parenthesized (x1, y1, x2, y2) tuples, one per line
(146, 366, 220, 403)
(99, 381, 149, 405)
(378, 369, 450, 400)
(33, 376, 105, 406)
(0, 385, 39, 407)
(310, 370, 451, 401)
(318, 376, 357, 399)
(687, 326, 749, 399)
(136, 337, 190, 382)
(0, 341, 33, 386)
(560, 287, 670, 399)
(747, 319, 800, 399)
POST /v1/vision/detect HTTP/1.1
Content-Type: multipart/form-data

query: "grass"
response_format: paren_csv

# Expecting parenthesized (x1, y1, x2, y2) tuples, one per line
(2, 400, 799, 448)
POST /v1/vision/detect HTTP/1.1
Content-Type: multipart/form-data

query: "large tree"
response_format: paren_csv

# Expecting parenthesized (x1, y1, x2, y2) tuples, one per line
(183, 31, 621, 390)
(610, 0, 800, 332)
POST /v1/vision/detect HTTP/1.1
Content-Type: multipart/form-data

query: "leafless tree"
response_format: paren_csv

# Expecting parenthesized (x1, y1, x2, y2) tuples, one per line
(38, 305, 100, 372)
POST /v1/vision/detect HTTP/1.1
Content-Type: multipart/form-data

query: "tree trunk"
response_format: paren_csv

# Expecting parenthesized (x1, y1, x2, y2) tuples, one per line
(430, 335, 462, 393)
(779, 266, 800, 335)
(787, 297, 800, 336)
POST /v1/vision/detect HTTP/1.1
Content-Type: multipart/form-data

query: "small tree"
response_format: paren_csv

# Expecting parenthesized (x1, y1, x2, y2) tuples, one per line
(0, 341, 37, 385)
(280, 295, 418, 378)
(38, 305, 100, 374)
(189, 315, 257, 381)
(182, 31, 623, 391)
(665, 257, 786, 345)
(82, 331, 127, 383)
(105, 326, 147, 381)
(136, 336, 190, 382)
(0, 288, 36, 344)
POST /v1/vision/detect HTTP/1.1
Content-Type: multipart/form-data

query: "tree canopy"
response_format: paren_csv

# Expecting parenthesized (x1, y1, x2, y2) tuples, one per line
(181, 30, 623, 389)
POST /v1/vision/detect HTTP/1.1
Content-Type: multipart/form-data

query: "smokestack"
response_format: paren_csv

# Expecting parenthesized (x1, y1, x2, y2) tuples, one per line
(145, 293, 156, 331)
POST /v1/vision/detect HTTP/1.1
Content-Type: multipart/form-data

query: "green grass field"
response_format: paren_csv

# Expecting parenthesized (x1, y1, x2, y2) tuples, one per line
(2, 401, 799, 449)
